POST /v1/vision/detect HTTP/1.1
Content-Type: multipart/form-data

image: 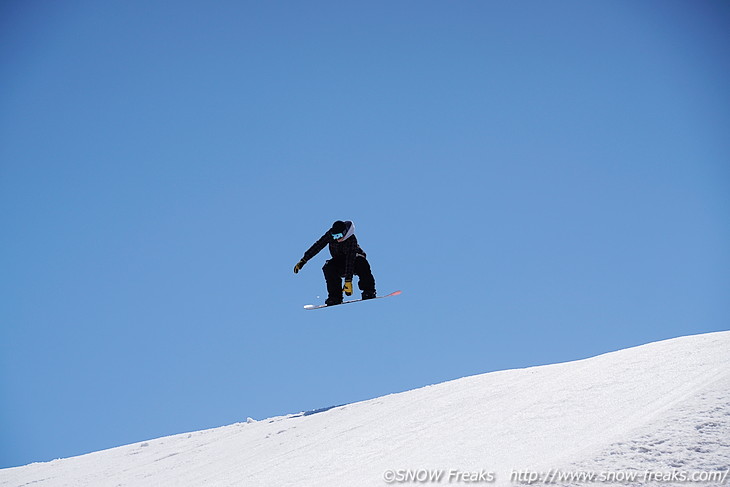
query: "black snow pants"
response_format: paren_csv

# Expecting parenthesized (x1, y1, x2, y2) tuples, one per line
(322, 255, 376, 303)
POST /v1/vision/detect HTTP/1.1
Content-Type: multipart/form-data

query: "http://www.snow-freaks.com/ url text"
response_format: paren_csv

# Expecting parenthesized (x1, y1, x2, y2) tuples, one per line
(382, 467, 730, 484)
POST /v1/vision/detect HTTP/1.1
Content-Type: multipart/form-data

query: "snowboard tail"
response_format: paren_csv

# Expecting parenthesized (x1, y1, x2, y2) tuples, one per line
(304, 290, 402, 310)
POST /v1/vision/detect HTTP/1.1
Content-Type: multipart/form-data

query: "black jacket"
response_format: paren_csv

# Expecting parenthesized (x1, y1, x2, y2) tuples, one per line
(301, 221, 366, 281)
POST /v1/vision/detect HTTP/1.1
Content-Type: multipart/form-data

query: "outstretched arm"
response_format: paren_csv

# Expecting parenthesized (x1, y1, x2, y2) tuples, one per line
(294, 233, 330, 274)
(302, 233, 330, 262)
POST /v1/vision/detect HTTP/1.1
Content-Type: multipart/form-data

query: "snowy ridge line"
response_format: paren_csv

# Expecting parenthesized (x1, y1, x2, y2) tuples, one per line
(530, 333, 730, 473)
(1, 330, 728, 487)
(528, 332, 730, 474)
(558, 370, 730, 486)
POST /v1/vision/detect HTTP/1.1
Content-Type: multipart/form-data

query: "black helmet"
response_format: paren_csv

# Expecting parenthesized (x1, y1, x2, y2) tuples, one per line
(330, 220, 347, 239)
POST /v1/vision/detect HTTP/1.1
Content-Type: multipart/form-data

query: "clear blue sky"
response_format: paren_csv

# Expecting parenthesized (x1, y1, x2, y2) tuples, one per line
(1, 0, 728, 469)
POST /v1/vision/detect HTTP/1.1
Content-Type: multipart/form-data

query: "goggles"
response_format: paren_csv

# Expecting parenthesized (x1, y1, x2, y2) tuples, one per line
(331, 232, 344, 240)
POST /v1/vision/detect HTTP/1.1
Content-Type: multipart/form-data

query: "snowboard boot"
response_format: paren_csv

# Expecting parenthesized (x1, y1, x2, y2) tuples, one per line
(362, 290, 377, 300)
(325, 295, 343, 306)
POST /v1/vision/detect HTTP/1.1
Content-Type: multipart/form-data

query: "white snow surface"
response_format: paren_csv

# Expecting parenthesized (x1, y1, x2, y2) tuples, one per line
(2, 331, 729, 487)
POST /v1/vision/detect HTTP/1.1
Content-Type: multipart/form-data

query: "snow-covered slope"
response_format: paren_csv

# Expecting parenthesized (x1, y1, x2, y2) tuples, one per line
(2, 331, 729, 487)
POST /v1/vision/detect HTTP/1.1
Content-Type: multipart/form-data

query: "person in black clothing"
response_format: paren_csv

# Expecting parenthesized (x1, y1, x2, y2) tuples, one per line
(294, 220, 376, 306)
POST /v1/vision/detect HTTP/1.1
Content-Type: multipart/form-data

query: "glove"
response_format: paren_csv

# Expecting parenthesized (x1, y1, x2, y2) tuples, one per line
(343, 280, 353, 296)
(293, 259, 306, 274)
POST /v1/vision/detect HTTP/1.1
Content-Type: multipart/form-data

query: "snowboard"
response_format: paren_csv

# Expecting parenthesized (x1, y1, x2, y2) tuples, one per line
(304, 290, 402, 310)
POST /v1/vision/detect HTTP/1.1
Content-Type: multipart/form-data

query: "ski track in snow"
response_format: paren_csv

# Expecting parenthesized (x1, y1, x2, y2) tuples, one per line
(1, 331, 728, 487)
(559, 372, 730, 486)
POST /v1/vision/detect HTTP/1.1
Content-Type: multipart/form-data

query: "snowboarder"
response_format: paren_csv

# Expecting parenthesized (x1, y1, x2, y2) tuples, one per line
(293, 220, 377, 306)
